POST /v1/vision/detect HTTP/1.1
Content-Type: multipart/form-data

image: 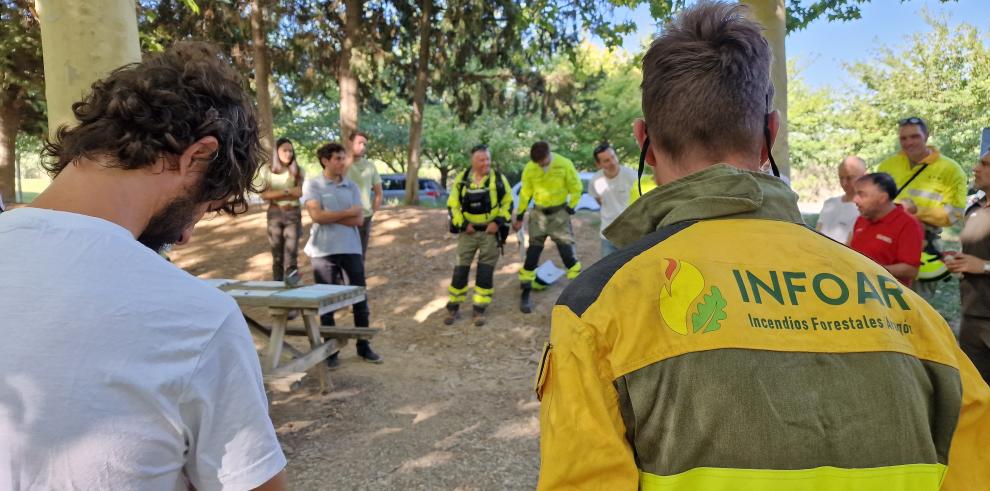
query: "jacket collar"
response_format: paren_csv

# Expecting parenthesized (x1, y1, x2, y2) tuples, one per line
(604, 164, 805, 247)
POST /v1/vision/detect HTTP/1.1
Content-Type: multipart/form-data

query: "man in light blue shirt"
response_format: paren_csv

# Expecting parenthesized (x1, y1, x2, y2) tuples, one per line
(302, 142, 383, 367)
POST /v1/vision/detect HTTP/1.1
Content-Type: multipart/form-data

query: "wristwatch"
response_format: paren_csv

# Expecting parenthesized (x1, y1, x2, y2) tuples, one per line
(983, 262, 990, 274)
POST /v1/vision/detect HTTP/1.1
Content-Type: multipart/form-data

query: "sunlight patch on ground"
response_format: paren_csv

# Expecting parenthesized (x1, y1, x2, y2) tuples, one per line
(275, 420, 315, 435)
(490, 415, 539, 440)
(374, 234, 396, 246)
(396, 451, 453, 473)
(370, 427, 404, 439)
(434, 423, 482, 450)
(413, 296, 449, 323)
(393, 401, 449, 425)
(424, 242, 457, 258)
(516, 399, 540, 412)
(509, 325, 539, 342)
(366, 275, 390, 288)
(246, 251, 272, 275)
(322, 388, 363, 401)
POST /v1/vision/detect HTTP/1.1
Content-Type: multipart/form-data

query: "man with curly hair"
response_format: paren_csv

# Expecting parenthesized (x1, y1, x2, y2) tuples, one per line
(0, 42, 286, 490)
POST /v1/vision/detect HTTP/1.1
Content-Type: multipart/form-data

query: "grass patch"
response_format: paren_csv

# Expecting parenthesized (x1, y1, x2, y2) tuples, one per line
(16, 178, 50, 203)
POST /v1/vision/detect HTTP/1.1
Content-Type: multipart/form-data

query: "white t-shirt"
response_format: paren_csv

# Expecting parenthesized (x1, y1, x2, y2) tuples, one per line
(817, 195, 860, 243)
(589, 166, 638, 236)
(0, 208, 285, 491)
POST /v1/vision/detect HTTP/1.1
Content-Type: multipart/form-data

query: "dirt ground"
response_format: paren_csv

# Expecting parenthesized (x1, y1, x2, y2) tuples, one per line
(169, 205, 603, 490)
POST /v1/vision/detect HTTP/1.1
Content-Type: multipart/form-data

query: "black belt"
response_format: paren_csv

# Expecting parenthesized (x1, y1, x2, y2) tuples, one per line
(270, 203, 300, 211)
(535, 204, 566, 215)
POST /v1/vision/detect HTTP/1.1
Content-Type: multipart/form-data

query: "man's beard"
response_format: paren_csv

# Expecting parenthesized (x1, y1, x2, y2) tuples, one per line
(138, 193, 201, 254)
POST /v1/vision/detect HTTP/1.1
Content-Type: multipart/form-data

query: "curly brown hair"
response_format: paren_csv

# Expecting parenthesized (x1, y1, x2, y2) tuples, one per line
(42, 41, 263, 214)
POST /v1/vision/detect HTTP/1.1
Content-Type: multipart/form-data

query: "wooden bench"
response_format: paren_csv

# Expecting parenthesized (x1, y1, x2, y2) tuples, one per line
(206, 279, 379, 393)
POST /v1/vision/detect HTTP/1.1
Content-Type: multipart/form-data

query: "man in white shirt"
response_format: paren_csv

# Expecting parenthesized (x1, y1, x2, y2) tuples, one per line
(0, 42, 286, 491)
(588, 143, 638, 257)
(816, 155, 866, 243)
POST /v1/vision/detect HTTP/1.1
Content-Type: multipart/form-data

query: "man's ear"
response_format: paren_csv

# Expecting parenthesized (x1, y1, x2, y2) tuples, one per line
(633, 118, 657, 168)
(761, 110, 780, 164)
(178, 136, 220, 176)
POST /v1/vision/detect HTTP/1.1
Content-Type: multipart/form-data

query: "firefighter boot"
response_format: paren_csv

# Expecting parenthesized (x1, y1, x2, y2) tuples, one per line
(520, 285, 534, 314)
(472, 304, 487, 327)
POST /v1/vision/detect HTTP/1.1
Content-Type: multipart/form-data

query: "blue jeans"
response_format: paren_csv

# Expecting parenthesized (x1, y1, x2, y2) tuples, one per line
(601, 238, 619, 258)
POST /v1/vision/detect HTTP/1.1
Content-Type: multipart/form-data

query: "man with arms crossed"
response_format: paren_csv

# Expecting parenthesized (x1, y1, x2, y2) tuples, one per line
(536, 3, 990, 489)
(816, 155, 866, 243)
(304, 143, 383, 367)
(0, 42, 286, 490)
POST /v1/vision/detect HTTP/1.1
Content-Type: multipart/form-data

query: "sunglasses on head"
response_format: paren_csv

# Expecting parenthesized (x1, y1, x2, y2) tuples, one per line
(898, 117, 925, 126)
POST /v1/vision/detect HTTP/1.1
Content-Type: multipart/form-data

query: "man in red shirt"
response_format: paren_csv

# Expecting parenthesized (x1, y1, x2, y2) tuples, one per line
(850, 172, 924, 286)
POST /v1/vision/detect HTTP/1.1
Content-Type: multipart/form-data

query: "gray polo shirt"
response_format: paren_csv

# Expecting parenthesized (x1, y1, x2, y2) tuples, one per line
(302, 175, 363, 257)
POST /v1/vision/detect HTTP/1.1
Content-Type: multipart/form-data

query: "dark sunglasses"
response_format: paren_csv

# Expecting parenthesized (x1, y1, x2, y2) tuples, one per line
(898, 117, 926, 126)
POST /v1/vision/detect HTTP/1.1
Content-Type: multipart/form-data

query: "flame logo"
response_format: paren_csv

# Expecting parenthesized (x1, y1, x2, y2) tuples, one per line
(658, 258, 706, 335)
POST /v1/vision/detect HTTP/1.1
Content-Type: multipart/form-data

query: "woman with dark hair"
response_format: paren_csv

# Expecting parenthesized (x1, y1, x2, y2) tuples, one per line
(259, 137, 305, 281)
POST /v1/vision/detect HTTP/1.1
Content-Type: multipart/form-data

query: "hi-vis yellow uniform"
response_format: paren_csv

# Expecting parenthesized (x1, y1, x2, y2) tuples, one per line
(877, 148, 967, 228)
(517, 153, 583, 287)
(517, 153, 582, 210)
(536, 164, 990, 490)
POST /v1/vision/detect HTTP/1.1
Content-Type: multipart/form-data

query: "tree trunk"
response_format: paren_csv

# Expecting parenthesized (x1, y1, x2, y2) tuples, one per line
(250, 0, 275, 154)
(339, 0, 362, 143)
(742, 0, 789, 178)
(438, 164, 451, 191)
(36, 0, 140, 133)
(0, 100, 20, 205)
(403, 0, 431, 205)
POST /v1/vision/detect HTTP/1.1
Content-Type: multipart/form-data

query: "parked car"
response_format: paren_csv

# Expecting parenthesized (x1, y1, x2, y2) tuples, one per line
(380, 174, 448, 205)
(510, 171, 600, 213)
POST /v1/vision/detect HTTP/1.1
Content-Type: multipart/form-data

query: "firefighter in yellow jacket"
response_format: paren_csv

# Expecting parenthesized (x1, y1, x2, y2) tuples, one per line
(445, 144, 513, 327)
(536, 4, 990, 490)
(512, 141, 583, 313)
(877, 117, 967, 230)
(878, 117, 967, 284)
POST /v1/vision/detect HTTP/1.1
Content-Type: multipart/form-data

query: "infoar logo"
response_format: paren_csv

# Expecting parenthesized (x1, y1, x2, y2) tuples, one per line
(659, 258, 727, 335)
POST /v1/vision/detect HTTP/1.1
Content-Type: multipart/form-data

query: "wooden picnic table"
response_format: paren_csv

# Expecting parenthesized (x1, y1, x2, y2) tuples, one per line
(203, 279, 380, 392)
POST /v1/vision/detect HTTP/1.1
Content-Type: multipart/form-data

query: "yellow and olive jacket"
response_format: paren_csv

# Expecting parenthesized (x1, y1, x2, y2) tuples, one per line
(447, 169, 513, 228)
(877, 148, 967, 228)
(536, 164, 990, 490)
(516, 153, 582, 214)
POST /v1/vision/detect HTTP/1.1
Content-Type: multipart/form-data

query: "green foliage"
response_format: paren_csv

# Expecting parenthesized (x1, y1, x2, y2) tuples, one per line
(788, 14, 990, 201)
(0, 0, 46, 134)
(842, 13, 990, 170)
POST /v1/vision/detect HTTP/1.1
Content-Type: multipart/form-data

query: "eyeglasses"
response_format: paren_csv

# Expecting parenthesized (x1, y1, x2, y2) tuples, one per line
(898, 117, 925, 126)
